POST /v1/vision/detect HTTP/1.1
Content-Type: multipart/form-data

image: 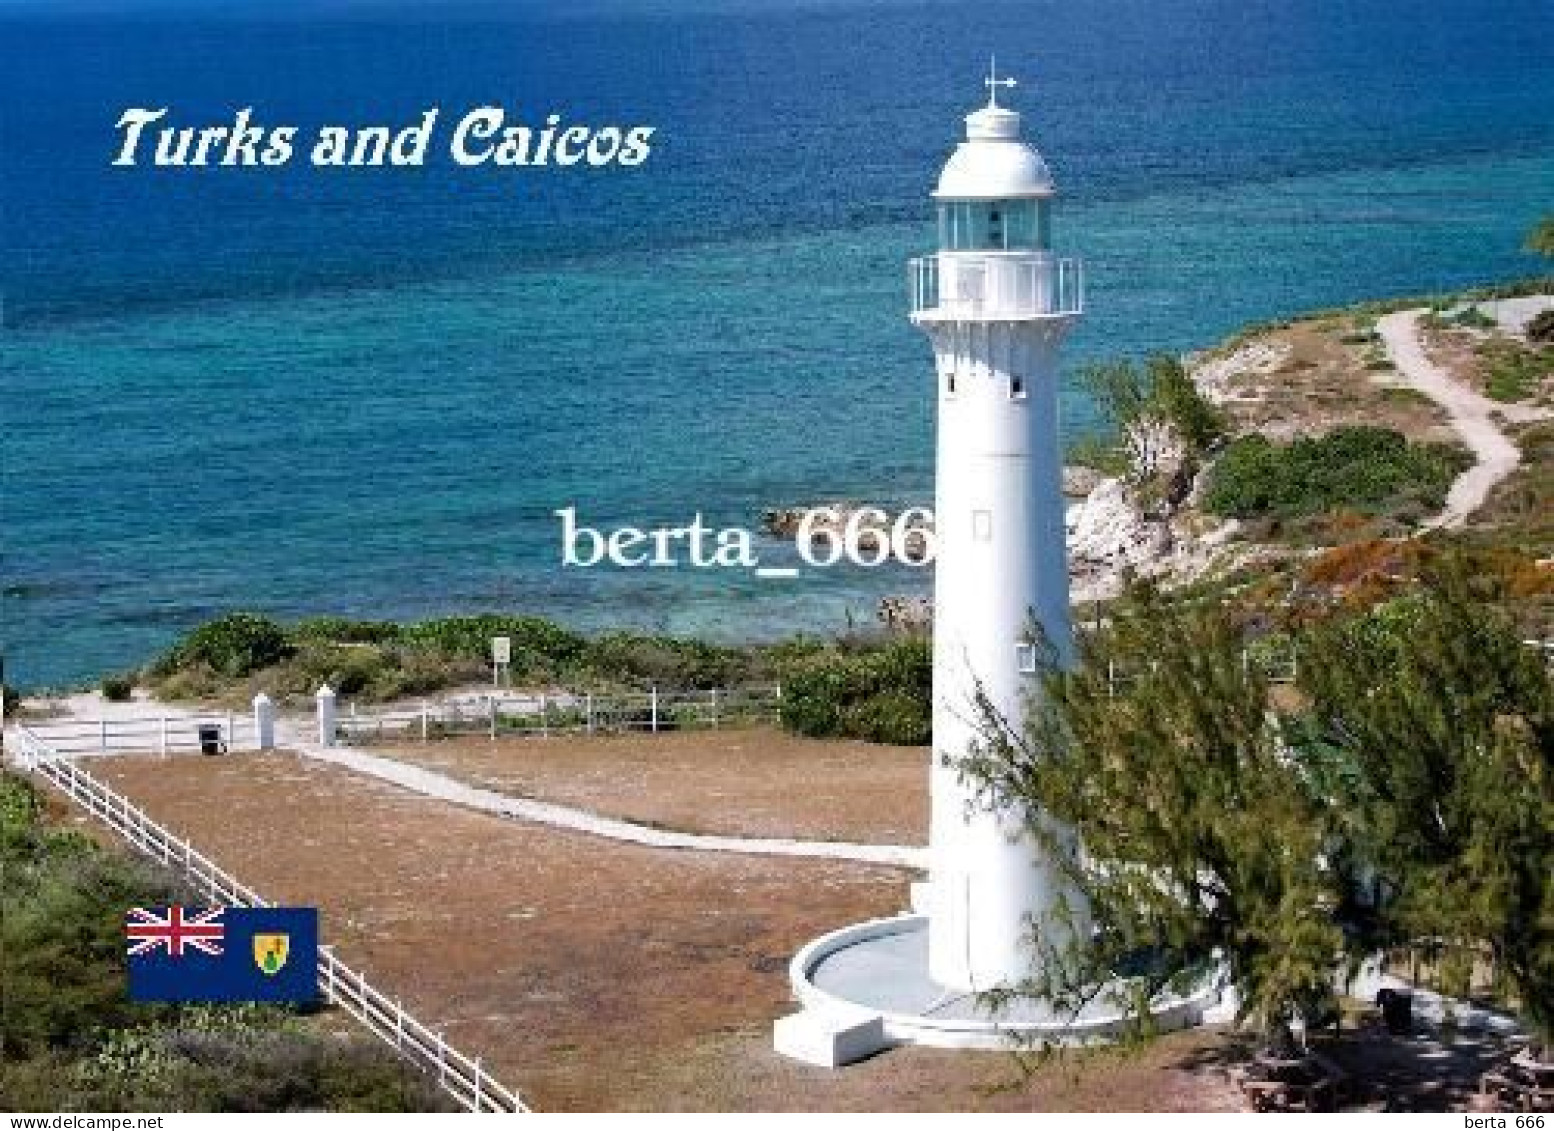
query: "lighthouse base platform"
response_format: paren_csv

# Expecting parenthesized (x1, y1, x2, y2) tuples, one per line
(773, 913, 1223, 1068)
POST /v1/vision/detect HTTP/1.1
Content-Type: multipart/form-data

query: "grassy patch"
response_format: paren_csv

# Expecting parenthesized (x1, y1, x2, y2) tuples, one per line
(1476, 339, 1552, 403)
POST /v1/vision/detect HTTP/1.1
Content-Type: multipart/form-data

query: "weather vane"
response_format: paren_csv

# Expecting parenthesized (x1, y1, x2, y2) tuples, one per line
(985, 56, 1018, 107)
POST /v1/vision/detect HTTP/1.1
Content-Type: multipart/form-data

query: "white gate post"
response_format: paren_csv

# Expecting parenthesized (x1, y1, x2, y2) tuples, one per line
(650, 686, 659, 733)
(160, 716, 169, 758)
(316, 684, 338, 747)
(421, 701, 429, 743)
(710, 688, 720, 729)
(253, 693, 276, 751)
(585, 692, 594, 735)
(539, 692, 548, 738)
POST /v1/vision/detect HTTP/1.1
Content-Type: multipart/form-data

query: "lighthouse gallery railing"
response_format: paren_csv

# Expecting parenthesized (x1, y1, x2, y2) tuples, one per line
(909, 254, 1084, 320)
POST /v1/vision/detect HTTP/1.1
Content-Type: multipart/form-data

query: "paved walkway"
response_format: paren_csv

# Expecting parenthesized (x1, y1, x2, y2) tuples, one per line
(10, 700, 926, 869)
(1377, 308, 1547, 530)
(288, 737, 928, 870)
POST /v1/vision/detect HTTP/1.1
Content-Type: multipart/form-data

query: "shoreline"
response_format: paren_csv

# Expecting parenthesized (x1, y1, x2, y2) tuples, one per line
(7, 279, 1550, 699)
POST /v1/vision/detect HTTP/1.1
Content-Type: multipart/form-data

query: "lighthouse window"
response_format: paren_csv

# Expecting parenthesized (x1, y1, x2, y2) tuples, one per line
(940, 200, 1044, 251)
(1015, 643, 1039, 674)
(1009, 375, 1026, 400)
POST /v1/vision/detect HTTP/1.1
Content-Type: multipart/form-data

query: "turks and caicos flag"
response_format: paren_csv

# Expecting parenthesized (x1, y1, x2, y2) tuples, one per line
(125, 905, 319, 1003)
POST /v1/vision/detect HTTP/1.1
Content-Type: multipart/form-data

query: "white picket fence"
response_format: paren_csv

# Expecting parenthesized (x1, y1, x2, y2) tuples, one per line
(20, 713, 257, 756)
(9, 727, 529, 1114)
(336, 684, 782, 745)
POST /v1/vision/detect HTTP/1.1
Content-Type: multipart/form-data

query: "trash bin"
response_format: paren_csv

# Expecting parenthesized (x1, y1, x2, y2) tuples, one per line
(197, 723, 225, 756)
(1376, 987, 1413, 1034)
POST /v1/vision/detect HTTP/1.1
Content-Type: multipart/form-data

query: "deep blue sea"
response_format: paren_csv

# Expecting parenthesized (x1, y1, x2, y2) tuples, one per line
(3, 0, 1551, 689)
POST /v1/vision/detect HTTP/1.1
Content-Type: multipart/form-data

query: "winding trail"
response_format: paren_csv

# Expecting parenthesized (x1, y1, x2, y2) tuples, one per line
(285, 734, 927, 869)
(1376, 308, 1544, 530)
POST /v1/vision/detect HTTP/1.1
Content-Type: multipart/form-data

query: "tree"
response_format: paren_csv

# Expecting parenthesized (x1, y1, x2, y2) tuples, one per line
(964, 565, 1551, 1051)
(1079, 354, 1226, 488)
(962, 586, 1359, 1047)
(1297, 568, 1553, 1046)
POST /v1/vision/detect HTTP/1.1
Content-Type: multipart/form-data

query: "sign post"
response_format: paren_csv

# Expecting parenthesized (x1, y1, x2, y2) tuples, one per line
(491, 636, 511, 689)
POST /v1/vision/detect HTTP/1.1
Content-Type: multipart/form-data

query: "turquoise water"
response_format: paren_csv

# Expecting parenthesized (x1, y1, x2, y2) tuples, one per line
(3, 1, 1551, 688)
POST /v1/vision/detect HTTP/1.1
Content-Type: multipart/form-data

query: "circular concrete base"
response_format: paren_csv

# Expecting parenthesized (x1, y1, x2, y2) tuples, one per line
(790, 913, 1222, 1051)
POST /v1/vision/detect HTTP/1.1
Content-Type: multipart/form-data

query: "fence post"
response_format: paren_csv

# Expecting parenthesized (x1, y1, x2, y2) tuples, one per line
(711, 688, 720, 729)
(473, 1057, 484, 1111)
(650, 686, 659, 733)
(585, 692, 593, 735)
(160, 716, 169, 758)
(539, 692, 548, 738)
(421, 702, 429, 743)
(316, 684, 337, 747)
(100, 718, 108, 753)
(253, 693, 276, 751)
(488, 697, 497, 740)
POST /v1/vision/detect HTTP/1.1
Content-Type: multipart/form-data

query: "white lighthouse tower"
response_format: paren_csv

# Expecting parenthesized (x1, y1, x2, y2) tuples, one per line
(909, 64, 1088, 992)
(776, 70, 1216, 1067)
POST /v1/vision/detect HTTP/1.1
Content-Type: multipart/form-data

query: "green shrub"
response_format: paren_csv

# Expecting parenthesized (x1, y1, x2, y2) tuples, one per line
(1529, 308, 1554, 344)
(1204, 426, 1469, 522)
(400, 614, 585, 672)
(582, 632, 755, 689)
(780, 638, 931, 745)
(1478, 339, 1552, 402)
(159, 614, 293, 679)
(100, 675, 134, 702)
(2, 683, 18, 719)
(1451, 305, 1497, 329)
(291, 617, 402, 645)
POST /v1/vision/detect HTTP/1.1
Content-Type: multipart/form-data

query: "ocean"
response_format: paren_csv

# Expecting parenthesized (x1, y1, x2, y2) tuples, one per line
(3, 0, 1551, 689)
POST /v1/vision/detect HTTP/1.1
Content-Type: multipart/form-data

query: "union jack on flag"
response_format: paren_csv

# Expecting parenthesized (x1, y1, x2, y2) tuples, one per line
(125, 905, 226, 958)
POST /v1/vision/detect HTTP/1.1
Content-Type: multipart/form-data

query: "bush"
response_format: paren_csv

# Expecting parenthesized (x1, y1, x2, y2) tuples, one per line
(1477, 339, 1552, 402)
(400, 614, 585, 673)
(159, 613, 293, 679)
(291, 617, 402, 645)
(100, 675, 134, 702)
(581, 632, 756, 689)
(1203, 426, 1469, 522)
(1529, 308, 1554, 345)
(2, 683, 18, 719)
(780, 638, 931, 745)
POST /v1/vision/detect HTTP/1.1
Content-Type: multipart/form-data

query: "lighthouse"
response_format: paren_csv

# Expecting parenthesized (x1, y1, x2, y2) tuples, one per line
(909, 65, 1088, 991)
(775, 71, 1215, 1067)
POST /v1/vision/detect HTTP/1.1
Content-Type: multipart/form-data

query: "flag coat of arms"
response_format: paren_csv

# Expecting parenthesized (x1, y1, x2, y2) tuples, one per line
(126, 905, 319, 1003)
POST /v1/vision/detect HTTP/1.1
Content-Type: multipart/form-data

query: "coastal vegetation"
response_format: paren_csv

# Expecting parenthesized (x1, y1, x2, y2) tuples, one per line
(1075, 353, 1226, 497)
(0, 772, 452, 1111)
(778, 637, 931, 746)
(963, 563, 1552, 1050)
(1202, 426, 1468, 526)
(1476, 337, 1552, 403)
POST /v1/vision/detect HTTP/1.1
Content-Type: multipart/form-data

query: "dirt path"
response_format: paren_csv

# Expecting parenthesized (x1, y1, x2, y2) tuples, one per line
(1376, 309, 1542, 529)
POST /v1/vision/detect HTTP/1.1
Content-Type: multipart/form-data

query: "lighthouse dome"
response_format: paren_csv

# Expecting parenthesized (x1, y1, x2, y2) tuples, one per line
(933, 104, 1055, 200)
